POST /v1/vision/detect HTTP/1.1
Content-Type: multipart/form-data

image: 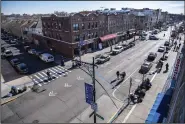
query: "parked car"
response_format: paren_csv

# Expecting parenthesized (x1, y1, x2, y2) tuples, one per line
(10, 58, 21, 66)
(15, 63, 29, 74)
(39, 53, 54, 63)
(3, 50, 13, 57)
(10, 39, 17, 44)
(128, 42, 135, 48)
(147, 52, 157, 61)
(158, 46, 165, 52)
(96, 54, 110, 64)
(141, 36, 146, 41)
(121, 44, 129, 50)
(112, 46, 124, 55)
(28, 49, 37, 55)
(24, 46, 31, 52)
(142, 31, 147, 36)
(139, 61, 153, 74)
(164, 41, 170, 46)
(149, 35, 159, 40)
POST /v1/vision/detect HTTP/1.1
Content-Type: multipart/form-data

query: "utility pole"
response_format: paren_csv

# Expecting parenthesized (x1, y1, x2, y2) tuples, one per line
(92, 57, 96, 123)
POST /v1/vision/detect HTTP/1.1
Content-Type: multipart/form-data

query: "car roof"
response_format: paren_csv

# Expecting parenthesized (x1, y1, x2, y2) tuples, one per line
(41, 53, 53, 56)
(17, 63, 26, 67)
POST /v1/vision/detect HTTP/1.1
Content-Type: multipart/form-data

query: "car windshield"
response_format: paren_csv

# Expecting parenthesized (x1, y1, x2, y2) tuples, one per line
(48, 56, 53, 59)
(6, 51, 11, 54)
(115, 46, 121, 49)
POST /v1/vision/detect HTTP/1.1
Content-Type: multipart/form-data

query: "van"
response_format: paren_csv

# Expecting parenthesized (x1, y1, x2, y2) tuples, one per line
(39, 53, 54, 63)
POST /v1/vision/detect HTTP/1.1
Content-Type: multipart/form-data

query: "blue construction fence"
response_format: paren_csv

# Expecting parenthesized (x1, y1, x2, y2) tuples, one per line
(145, 45, 185, 123)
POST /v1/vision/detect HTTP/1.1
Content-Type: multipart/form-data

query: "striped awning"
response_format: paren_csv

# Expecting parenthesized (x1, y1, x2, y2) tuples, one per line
(100, 34, 117, 42)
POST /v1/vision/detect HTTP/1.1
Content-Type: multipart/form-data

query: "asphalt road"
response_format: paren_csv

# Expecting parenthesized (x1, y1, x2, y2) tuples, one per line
(1, 39, 59, 82)
(2, 27, 175, 123)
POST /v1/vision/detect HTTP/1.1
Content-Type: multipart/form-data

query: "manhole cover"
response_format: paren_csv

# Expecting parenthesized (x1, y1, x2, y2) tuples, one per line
(32, 120, 39, 123)
(134, 79, 141, 82)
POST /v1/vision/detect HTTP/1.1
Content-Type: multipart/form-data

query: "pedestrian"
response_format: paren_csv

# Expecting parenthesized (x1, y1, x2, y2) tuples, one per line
(61, 56, 65, 66)
(46, 70, 51, 80)
(176, 46, 179, 52)
(116, 71, 120, 80)
(166, 63, 169, 71)
(179, 43, 181, 48)
(163, 33, 165, 37)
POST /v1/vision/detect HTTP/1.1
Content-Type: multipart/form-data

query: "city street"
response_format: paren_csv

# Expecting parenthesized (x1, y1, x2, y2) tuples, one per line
(1, 27, 176, 123)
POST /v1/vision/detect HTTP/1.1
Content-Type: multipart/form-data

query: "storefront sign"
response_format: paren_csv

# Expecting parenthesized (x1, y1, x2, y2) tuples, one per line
(172, 53, 183, 80)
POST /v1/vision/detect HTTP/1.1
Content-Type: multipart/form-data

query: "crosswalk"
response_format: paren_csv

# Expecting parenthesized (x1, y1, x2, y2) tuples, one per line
(29, 65, 71, 86)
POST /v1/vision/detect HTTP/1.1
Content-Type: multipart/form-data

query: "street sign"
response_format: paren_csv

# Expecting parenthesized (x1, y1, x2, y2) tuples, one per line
(85, 83, 93, 105)
(91, 102, 97, 111)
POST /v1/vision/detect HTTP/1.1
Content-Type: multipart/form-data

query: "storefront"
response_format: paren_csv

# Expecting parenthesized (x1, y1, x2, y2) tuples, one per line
(99, 34, 117, 49)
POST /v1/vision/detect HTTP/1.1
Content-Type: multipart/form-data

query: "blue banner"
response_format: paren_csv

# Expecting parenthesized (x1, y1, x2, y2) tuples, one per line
(85, 83, 93, 105)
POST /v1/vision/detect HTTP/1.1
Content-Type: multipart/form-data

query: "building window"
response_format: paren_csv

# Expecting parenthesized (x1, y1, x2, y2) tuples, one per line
(82, 34, 85, 40)
(91, 32, 94, 38)
(95, 22, 98, 28)
(92, 23, 94, 28)
(73, 24, 79, 31)
(95, 32, 98, 37)
(88, 23, 91, 29)
(74, 35, 80, 41)
(88, 32, 91, 39)
(82, 23, 85, 29)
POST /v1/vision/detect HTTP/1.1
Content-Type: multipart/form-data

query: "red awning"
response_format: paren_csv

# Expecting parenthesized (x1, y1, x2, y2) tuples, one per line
(100, 34, 117, 42)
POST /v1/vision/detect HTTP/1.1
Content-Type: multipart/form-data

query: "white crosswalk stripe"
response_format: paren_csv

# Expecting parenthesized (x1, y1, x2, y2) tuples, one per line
(30, 66, 71, 84)
(51, 68, 63, 77)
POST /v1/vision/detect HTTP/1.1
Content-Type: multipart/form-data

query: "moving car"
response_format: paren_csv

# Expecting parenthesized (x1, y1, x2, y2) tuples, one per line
(3, 50, 13, 57)
(158, 46, 165, 52)
(164, 41, 170, 46)
(39, 53, 54, 63)
(96, 54, 110, 64)
(112, 46, 124, 55)
(15, 63, 29, 74)
(149, 35, 159, 40)
(10, 58, 21, 66)
(139, 61, 153, 74)
(28, 49, 37, 55)
(147, 52, 157, 61)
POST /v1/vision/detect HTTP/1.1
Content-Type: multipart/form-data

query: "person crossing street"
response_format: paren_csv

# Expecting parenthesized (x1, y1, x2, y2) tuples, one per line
(46, 70, 52, 80)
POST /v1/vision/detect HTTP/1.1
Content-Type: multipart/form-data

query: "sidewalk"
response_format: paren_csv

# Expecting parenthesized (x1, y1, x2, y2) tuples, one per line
(70, 94, 123, 123)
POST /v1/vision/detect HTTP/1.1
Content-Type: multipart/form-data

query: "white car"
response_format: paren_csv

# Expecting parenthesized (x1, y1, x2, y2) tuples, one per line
(10, 39, 17, 44)
(112, 46, 124, 55)
(3, 50, 13, 57)
(28, 49, 37, 55)
(39, 53, 54, 63)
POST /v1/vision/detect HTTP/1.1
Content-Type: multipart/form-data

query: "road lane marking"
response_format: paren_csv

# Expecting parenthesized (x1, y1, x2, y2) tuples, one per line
(112, 67, 140, 102)
(122, 72, 158, 123)
(55, 67, 67, 76)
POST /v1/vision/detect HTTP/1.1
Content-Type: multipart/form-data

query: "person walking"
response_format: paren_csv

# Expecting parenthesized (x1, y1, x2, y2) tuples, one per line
(165, 63, 169, 71)
(116, 71, 120, 80)
(61, 56, 65, 66)
(46, 70, 51, 80)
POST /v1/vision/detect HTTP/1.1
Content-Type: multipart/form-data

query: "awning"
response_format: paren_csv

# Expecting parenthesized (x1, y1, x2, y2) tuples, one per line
(85, 39, 94, 45)
(100, 34, 117, 42)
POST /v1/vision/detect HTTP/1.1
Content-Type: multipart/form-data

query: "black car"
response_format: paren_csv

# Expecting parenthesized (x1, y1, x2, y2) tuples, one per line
(164, 41, 170, 46)
(10, 58, 21, 66)
(128, 42, 135, 47)
(139, 61, 153, 74)
(147, 52, 157, 61)
(15, 63, 29, 74)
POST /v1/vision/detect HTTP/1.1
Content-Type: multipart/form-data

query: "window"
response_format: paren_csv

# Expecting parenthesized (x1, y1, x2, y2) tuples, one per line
(82, 34, 85, 40)
(95, 32, 98, 37)
(88, 32, 91, 39)
(91, 32, 94, 38)
(73, 24, 79, 31)
(88, 23, 91, 29)
(60, 36, 63, 40)
(95, 22, 98, 28)
(82, 23, 85, 29)
(74, 35, 80, 41)
(92, 23, 94, 28)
